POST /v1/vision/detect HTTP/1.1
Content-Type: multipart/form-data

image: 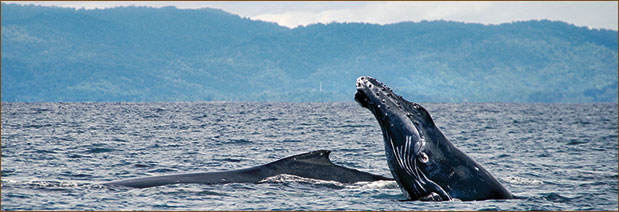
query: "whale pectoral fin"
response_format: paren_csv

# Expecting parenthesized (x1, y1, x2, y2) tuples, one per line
(419, 192, 443, 201)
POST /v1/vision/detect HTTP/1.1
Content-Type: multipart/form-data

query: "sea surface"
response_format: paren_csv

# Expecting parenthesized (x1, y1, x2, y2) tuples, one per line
(1, 102, 617, 211)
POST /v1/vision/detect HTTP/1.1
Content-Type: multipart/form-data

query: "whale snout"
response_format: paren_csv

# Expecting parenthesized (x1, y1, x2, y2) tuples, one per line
(355, 76, 369, 89)
(354, 76, 373, 108)
(354, 76, 402, 112)
(354, 90, 369, 108)
(355, 76, 382, 90)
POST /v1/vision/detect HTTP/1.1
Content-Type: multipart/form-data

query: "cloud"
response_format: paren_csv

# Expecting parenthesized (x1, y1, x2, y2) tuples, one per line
(8, 1, 618, 30)
(250, 2, 618, 30)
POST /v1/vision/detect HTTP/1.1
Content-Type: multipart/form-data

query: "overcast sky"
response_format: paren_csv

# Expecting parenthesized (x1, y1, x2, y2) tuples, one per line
(7, 1, 619, 30)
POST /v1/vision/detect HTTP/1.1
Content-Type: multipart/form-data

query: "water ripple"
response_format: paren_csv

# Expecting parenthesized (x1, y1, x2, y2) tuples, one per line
(1, 102, 617, 210)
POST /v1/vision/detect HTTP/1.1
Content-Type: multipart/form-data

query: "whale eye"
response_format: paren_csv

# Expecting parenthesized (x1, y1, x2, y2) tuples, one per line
(419, 152, 429, 163)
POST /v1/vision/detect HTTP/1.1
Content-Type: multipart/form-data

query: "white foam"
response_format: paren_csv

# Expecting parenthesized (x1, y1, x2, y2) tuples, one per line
(502, 176, 543, 185)
(350, 180, 398, 189)
(2, 178, 91, 188)
(259, 174, 346, 187)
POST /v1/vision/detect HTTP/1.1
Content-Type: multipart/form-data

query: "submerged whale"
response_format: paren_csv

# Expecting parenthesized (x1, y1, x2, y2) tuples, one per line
(354, 76, 512, 201)
(102, 150, 392, 188)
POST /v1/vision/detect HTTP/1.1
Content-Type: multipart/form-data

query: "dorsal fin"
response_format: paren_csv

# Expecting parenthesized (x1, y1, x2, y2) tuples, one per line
(279, 150, 334, 166)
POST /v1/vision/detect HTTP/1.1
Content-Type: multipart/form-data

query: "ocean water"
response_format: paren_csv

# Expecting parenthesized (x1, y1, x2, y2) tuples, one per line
(1, 102, 617, 211)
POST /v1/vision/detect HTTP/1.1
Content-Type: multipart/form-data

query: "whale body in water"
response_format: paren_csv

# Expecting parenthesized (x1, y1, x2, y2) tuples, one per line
(102, 150, 392, 188)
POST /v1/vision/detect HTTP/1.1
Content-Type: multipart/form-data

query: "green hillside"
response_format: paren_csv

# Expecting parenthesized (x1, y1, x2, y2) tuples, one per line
(2, 3, 617, 102)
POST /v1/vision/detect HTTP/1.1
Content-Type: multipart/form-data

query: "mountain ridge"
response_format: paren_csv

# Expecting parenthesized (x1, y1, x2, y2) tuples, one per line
(1, 3, 617, 102)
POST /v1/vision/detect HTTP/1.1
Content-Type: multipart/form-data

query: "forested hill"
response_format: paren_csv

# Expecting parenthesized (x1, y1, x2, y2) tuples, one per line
(2, 3, 617, 102)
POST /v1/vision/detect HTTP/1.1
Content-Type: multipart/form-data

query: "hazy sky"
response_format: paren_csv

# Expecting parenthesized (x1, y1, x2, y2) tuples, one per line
(8, 1, 619, 30)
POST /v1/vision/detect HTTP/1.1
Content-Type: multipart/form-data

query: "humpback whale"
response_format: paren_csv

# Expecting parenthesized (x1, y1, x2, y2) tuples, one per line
(354, 76, 512, 201)
(102, 150, 392, 188)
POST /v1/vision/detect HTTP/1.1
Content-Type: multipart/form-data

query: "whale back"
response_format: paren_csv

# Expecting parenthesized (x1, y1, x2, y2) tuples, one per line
(264, 150, 392, 183)
(102, 150, 392, 188)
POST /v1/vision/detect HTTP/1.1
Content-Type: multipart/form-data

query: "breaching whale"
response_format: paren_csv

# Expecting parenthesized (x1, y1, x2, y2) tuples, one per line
(354, 76, 512, 201)
(102, 150, 392, 188)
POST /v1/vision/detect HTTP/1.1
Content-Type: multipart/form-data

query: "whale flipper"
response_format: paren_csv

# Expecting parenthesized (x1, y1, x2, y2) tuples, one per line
(102, 150, 392, 188)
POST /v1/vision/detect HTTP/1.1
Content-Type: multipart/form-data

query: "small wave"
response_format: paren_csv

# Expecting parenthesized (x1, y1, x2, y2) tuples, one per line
(55, 136, 76, 142)
(158, 187, 228, 196)
(24, 123, 53, 129)
(193, 114, 209, 120)
(502, 176, 543, 185)
(68, 154, 89, 158)
(542, 192, 578, 203)
(213, 158, 242, 162)
(566, 139, 588, 145)
(479, 206, 503, 211)
(496, 153, 510, 158)
(282, 139, 303, 143)
(134, 163, 155, 168)
(1, 169, 16, 177)
(258, 174, 398, 190)
(536, 152, 552, 157)
(2, 179, 93, 189)
(221, 139, 253, 145)
(32, 108, 51, 113)
(28, 180, 82, 188)
(350, 180, 398, 189)
(148, 168, 176, 173)
(85, 147, 117, 153)
(111, 138, 129, 142)
(371, 193, 404, 200)
(153, 204, 183, 208)
(259, 174, 346, 188)
(60, 173, 94, 178)
(261, 117, 278, 121)
(197, 190, 227, 196)
(338, 124, 372, 128)
(35, 149, 57, 154)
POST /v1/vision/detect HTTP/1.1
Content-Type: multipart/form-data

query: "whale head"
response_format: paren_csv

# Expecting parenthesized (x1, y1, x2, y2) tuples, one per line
(354, 76, 512, 201)
(354, 76, 452, 200)
(354, 76, 437, 138)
